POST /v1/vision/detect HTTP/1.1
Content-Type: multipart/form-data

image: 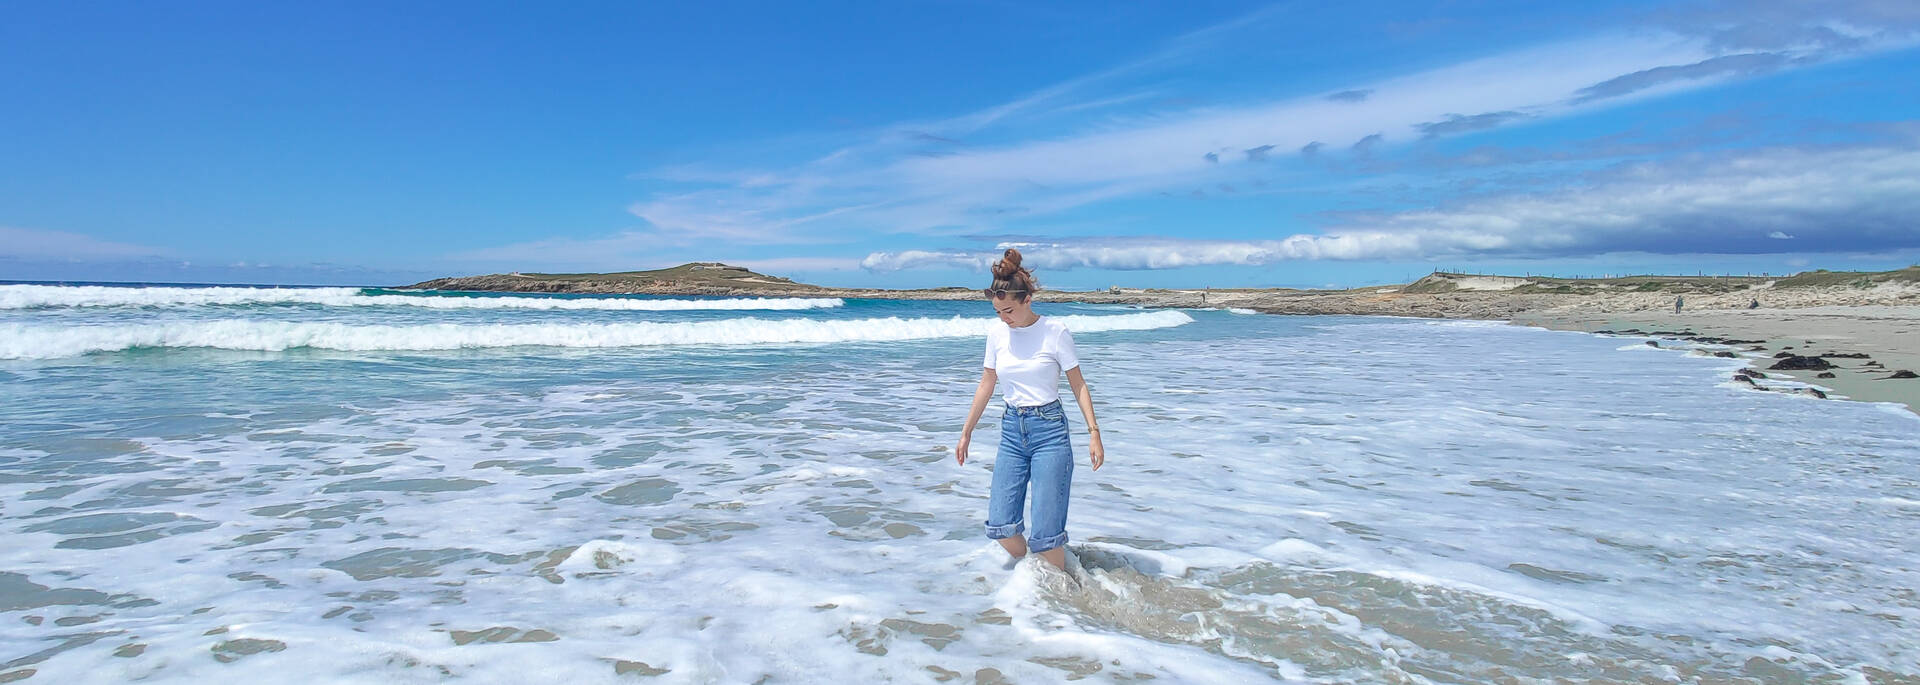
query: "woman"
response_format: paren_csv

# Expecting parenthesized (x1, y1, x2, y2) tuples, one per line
(953, 248, 1106, 570)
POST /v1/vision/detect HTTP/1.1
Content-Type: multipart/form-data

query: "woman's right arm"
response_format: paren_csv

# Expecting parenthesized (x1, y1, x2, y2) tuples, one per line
(955, 368, 996, 465)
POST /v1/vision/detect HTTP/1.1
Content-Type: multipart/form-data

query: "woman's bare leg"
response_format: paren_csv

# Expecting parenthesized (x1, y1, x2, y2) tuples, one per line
(1038, 546, 1065, 570)
(997, 536, 1028, 559)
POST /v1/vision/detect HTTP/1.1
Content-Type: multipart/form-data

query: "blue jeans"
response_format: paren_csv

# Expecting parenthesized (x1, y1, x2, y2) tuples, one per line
(983, 399, 1074, 553)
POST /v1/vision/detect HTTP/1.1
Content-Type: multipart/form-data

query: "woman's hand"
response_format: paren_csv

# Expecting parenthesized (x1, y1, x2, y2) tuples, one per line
(1088, 433, 1104, 471)
(954, 436, 970, 466)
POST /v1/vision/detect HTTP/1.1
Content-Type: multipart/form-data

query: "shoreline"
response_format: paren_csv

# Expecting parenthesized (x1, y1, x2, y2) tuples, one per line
(1509, 307, 1920, 416)
(399, 268, 1920, 416)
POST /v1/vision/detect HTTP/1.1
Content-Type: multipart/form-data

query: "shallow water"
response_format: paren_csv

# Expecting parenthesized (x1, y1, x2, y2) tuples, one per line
(1, 286, 1916, 683)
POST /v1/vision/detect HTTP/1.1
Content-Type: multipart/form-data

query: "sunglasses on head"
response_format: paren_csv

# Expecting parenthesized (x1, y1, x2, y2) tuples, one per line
(984, 288, 1029, 298)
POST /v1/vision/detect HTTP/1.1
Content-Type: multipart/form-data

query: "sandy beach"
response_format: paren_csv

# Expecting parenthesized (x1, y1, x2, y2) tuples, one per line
(1513, 306, 1920, 413)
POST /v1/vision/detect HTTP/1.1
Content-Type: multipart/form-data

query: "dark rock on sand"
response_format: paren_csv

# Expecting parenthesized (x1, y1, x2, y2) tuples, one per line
(1820, 352, 1871, 359)
(1773, 352, 1794, 358)
(1691, 336, 1766, 346)
(1885, 370, 1919, 379)
(1769, 355, 1834, 371)
(1736, 369, 1768, 379)
(1733, 374, 1759, 386)
(1713, 351, 1736, 358)
(1817, 372, 1836, 379)
(1743, 383, 1827, 399)
(1645, 341, 1659, 347)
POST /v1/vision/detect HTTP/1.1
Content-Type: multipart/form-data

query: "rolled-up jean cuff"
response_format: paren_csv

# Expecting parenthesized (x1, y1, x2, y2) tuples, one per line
(984, 520, 1025, 539)
(1027, 530, 1068, 554)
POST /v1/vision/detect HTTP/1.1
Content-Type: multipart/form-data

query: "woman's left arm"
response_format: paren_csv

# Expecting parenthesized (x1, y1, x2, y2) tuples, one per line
(1065, 367, 1104, 471)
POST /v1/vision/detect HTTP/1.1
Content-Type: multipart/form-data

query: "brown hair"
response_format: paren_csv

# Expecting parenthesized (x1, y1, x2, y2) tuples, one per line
(985, 248, 1038, 302)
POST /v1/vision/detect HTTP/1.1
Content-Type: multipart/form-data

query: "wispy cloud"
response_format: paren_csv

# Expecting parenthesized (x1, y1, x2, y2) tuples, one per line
(1652, 0, 1920, 54)
(882, 35, 1698, 190)
(863, 142, 1920, 270)
(0, 226, 172, 261)
(1417, 111, 1529, 138)
(648, 37, 1743, 241)
(1573, 52, 1790, 103)
(622, 19, 1911, 248)
(465, 1, 1920, 272)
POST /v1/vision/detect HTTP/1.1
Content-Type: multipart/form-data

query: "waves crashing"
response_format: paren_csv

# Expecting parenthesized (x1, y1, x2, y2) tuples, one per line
(0, 311, 1196, 359)
(0, 285, 845, 311)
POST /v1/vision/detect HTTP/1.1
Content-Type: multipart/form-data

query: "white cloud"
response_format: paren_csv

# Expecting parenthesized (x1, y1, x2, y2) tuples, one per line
(448, 4, 1919, 268)
(860, 250, 992, 273)
(619, 8, 1918, 249)
(863, 143, 1920, 270)
(643, 33, 1730, 244)
(0, 226, 171, 261)
(626, 199, 866, 246)
(862, 236, 1431, 272)
(888, 36, 1708, 190)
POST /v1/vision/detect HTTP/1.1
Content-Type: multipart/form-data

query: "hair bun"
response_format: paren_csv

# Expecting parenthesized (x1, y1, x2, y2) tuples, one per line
(992, 248, 1023, 278)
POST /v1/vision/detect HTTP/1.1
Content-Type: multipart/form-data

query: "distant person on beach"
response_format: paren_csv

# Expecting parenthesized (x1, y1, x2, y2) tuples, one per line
(1749, 298, 1760, 309)
(1675, 295, 1684, 313)
(953, 248, 1106, 571)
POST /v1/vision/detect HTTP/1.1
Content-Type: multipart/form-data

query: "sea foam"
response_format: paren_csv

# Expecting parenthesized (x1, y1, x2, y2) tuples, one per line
(0, 284, 845, 311)
(2, 310, 1916, 682)
(0, 311, 1195, 359)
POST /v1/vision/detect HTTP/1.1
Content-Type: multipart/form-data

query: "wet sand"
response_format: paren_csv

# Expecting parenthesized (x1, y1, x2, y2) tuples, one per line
(1513, 306, 1920, 415)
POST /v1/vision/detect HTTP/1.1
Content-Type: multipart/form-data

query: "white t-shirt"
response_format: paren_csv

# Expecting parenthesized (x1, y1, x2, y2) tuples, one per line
(983, 314, 1079, 407)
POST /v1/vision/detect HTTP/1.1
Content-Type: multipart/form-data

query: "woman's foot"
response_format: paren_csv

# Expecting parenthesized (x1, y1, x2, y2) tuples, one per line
(996, 536, 1028, 560)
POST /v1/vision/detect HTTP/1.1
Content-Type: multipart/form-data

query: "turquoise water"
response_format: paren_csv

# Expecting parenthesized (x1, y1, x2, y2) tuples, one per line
(2, 284, 1916, 683)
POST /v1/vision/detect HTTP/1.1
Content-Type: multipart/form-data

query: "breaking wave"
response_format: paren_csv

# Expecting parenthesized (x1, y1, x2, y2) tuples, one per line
(0, 285, 845, 311)
(0, 311, 1195, 359)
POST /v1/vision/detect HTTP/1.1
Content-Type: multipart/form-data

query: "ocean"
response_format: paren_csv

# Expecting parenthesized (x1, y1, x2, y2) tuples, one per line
(1, 283, 1915, 683)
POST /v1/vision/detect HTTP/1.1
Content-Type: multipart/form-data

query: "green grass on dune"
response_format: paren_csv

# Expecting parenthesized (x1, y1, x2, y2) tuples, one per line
(1772, 266, 1920, 288)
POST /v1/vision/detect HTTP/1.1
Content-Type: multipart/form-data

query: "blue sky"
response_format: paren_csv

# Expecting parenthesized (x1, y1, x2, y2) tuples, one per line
(3, 1, 1918, 288)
